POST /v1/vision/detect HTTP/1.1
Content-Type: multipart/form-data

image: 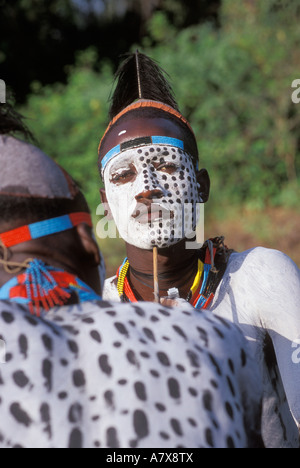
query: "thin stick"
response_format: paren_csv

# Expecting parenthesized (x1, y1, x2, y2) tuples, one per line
(153, 246, 160, 303)
(135, 49, 142, 99)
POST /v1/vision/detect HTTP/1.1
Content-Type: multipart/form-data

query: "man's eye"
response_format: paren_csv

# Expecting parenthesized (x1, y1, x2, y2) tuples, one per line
(157, 163, 178, 173)
(111, 170, 135, 182)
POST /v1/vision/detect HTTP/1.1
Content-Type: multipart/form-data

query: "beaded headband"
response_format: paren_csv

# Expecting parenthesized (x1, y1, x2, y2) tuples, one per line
(100, 135, 193, 176)
(98, 100, 196, 168)
(0, 212, 92, 248)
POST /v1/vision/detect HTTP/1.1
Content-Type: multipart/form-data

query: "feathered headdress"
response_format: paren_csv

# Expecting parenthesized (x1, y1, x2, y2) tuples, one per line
(98, 50, 197, 172)
(109, 51, 180, 119)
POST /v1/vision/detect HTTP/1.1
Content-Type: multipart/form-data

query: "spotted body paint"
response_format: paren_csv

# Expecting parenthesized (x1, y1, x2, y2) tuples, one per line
(103, 145, 201, 250)
(104, 247, 300, 448)
(0, 300, 263, 448)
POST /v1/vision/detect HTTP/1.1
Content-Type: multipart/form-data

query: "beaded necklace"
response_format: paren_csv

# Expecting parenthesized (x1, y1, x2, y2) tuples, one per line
(116, 238, 228, 310)
(0, 212, 101, 316)
(0, 259, 101, 316)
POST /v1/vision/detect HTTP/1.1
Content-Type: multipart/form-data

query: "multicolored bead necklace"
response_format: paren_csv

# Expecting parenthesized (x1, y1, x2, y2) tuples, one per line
(0, 212, 101, 315)
(116, 237, 231, 310)
(0, 259, 101, 316)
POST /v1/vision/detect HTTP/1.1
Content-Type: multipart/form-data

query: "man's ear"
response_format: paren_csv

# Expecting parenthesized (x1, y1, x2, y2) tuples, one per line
(76, 223, 100, 267)
(100, 188, 113, 220)
(196, 168, 210, 203)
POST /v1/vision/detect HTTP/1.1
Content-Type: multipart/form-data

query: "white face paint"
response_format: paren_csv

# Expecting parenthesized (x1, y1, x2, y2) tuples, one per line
(103, 144, 201, 250)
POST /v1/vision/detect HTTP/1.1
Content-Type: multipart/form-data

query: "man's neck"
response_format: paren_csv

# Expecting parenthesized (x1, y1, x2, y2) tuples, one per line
(0, 245, 80, 288)
(125, 240, 199, 302)
(0, 231, 101, 296)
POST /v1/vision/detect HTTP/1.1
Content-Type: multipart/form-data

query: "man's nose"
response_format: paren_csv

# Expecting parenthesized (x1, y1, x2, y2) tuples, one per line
(135, 189, 164, 204)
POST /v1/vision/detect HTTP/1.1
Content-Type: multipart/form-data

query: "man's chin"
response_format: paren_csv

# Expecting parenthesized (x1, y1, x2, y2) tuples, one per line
(117, 219, 186, 250)
(124, 236, 184, 251)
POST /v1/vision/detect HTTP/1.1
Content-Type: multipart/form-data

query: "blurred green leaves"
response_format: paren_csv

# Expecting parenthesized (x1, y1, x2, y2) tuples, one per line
(21, 0, 300, 218)
(146, 0, 300, 208)
(23, 49, 112, 213)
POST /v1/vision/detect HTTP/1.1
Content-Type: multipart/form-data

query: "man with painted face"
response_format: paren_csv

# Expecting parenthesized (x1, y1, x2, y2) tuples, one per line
(100, 54, 214, 306)
(99, 52, 300, 448)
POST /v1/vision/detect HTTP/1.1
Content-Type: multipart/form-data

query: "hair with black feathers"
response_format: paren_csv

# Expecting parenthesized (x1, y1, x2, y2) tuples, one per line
(109, 51, 180, 120)
(99, 51, 199, 171)
(0, 90, 35, 141)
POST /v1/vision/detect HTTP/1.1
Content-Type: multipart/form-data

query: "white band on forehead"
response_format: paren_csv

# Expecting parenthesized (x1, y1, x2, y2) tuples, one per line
(101, 135, 190, 176)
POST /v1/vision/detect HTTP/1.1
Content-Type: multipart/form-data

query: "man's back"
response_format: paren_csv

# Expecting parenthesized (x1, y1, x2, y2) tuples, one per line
(0, 300, 263, 448)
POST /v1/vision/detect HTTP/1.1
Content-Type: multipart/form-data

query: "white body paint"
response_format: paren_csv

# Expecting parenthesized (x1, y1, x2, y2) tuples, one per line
(103, 145, 201, 250)
(103, 247, 300, 448)
(0, 300, 262, 448)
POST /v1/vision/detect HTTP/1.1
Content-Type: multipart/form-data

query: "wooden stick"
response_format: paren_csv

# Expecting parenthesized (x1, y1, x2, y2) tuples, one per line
(153, 246, 160, 303)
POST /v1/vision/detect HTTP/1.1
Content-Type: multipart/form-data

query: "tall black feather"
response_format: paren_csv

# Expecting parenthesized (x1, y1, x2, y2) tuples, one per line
(109, 51, 180, 120)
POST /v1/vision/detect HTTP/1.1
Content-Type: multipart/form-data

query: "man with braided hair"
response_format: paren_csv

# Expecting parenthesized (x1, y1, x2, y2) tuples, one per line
(99, 52, 300, 448)
(0, 98, 104, 312)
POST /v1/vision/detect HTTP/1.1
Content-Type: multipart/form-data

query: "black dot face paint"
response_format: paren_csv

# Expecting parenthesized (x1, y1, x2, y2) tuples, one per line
(104, 144, 201, 249)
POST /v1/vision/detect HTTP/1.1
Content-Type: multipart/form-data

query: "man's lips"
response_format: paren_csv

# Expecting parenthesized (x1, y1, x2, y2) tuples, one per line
(132, 204, 174, 224)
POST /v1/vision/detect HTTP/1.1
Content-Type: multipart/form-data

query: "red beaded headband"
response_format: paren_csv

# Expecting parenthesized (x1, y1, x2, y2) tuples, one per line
(0, 212, 92, 248)
(98, 100, 195, 158)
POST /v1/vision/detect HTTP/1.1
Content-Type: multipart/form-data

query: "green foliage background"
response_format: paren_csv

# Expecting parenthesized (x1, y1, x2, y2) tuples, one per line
(20, 0, 300, 271)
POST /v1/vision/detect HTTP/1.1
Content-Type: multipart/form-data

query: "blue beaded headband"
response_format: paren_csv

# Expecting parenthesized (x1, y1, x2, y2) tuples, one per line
(0, 212, 92, 248)
(101, 135, 198, 176)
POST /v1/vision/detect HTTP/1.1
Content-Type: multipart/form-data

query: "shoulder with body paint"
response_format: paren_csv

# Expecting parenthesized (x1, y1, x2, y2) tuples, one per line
(211, 246, 300, 448)
(211, 245, 300, 325)
(103, 246, 300, 306)
(212, 246, 300, 319)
